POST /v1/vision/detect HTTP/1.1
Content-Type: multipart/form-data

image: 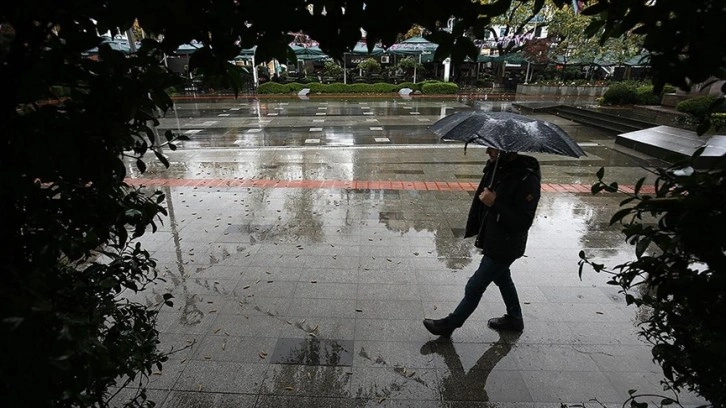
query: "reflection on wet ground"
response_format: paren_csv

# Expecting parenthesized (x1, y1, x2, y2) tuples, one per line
(111, 96, 706, 407)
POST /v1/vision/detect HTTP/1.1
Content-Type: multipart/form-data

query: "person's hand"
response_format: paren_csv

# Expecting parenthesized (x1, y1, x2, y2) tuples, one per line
(479, 188, 496, 207)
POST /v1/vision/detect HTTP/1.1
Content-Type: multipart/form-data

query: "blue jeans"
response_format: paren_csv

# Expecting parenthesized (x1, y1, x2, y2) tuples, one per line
(447, 255, 522, 327)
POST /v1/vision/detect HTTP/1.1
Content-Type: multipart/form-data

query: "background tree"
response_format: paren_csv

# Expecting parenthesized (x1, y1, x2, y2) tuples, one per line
(357, 58, 382, 76)
(548, 5, 642, 80)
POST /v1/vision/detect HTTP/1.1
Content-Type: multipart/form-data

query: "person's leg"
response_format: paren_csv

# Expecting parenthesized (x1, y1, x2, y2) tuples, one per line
(446, 255, 514, 327)
(492, 267, 522, 319)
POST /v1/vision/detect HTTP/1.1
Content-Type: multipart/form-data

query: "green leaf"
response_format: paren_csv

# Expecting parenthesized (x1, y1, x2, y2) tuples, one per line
(136, 159, 147, 173)
(634, 178, 645, 195)
(596, 167, 605, 180)
(635, 237, 651, 258)
(583, 20, 605, 38)
(610, 208, 632, 225)
(154, 151, 170, 168)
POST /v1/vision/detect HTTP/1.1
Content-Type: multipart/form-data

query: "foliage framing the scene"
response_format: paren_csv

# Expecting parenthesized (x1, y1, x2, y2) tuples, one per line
(580, 162, 726, 406)
(2, 0, 725, 406)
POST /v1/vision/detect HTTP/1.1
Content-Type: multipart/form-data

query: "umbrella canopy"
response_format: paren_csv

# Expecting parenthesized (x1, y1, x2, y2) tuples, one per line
(430, 111, 586, 158)
(387, 36, 438, 63)
(289, 44, 331, 61)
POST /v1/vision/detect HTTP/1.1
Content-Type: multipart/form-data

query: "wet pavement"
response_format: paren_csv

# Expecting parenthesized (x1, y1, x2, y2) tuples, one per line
(114, 96, 707, 407)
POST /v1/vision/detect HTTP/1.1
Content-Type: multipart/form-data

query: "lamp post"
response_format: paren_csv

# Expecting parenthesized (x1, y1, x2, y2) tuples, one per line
(343, 54, 347, 84)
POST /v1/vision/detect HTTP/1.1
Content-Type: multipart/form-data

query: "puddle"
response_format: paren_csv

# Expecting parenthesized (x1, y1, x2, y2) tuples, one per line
(270, 337, 353, 367)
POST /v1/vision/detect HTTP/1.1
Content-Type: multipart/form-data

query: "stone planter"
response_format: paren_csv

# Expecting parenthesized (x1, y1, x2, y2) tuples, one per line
(516, 84, 609, 97)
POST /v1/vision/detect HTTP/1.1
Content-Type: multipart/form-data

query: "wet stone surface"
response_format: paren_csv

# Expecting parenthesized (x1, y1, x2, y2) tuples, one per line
(115, 96, 708, 408)
(270, 337, 354, 367)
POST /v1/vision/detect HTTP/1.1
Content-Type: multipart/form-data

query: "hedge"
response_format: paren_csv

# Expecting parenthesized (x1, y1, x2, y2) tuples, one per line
(676, 95, 726, 119)
(421, 82, 459, 94)
(601, 82, 678, 106)
(256, 81, 456, 94)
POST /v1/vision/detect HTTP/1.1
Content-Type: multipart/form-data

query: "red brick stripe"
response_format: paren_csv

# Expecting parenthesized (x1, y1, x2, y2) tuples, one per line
(125, 178, 656, 194)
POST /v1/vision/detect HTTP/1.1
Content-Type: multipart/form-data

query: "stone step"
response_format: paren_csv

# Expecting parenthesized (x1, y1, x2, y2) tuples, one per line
(616, 125, 726, 168)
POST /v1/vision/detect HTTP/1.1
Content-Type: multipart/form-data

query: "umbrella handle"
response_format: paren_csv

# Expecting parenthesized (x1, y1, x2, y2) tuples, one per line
(488, 156, 499, 189)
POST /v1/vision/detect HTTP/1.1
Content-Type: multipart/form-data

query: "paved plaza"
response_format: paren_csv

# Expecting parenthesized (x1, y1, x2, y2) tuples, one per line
(114, 95, 707, 407)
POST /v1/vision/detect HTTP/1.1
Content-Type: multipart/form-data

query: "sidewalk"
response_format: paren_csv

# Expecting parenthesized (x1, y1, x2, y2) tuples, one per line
(115, 97, 706, 407)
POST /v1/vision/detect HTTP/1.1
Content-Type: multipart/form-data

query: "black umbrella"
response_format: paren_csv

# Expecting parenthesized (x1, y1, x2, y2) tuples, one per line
(430, 111, 586, 158)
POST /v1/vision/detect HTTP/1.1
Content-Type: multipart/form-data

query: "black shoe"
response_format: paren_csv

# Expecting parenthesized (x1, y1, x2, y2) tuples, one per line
(487, 314, 524, 332)
(423, 318, 455, 338)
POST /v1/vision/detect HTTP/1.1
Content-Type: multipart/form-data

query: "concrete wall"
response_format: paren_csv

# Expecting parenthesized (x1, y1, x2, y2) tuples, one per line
(516, 84, 608, 97)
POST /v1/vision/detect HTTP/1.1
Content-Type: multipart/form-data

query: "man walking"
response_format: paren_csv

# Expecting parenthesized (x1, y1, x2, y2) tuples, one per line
(424, 147, 541, 336)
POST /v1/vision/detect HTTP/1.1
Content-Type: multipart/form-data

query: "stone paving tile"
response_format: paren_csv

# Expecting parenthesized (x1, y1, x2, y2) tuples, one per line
(350, 366, 440, 401)
(260, 364, 353, 397)
(117, 97, 711, 407)
(160, 391, 258, 407)
(174, 361, 268, 394)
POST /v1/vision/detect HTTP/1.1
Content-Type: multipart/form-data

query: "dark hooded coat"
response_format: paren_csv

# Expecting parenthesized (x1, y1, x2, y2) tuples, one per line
(465, 153, 541, 261)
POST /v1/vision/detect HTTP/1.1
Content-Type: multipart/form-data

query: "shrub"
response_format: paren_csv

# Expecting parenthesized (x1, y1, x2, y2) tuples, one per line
(712, 112, 726, 131)
(371, 83, 398, 93)
(307, 83, 329, 93)
(635, 85, 661, 105)
(287, 82, 306, 93)
(325, 83, 348, 93)
(635, 84, 679, 105)
(348, 83, 371, 93)
(397, 82, 420, 91)
(601, 82, 639, 105)
(421, 82, 459, 94)
(357, 58, 381, 74)
(397, 56, 418, 71)
(257, 82, 293, 94)
(322, 61, 344, 78)
(676, 95, 726, 119)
